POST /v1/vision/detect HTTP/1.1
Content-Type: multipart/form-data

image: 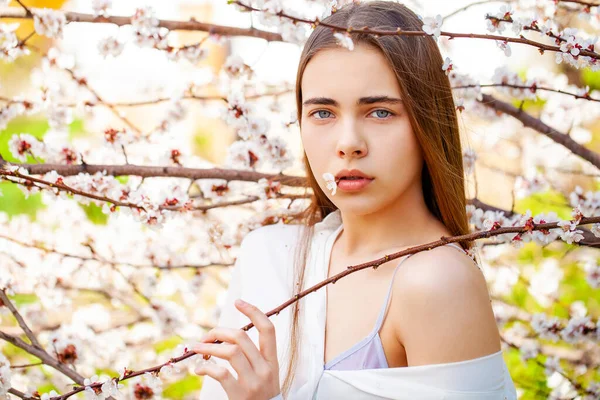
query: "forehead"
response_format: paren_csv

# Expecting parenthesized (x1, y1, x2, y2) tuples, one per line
(301, 43, 402, 102)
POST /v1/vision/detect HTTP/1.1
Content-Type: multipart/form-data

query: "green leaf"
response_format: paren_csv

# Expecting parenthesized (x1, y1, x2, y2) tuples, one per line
(10, 293, 39, 307)
(164, 374, 203, 399)
(513, 189, 571, 220)
(37, 384, 60, 396)
(510, 97, 547, 114)
(0, 116, 86, 162)
(504, 348, 549, 399)
(0, 182, 45, 219)
(153, 336, 184, 354)
(582, 68, 600, 92)
(559, 262, 600, 316)
(78, 203, 109, 225)
(193, 128, 216, 162)
(116, 176, 129, 184)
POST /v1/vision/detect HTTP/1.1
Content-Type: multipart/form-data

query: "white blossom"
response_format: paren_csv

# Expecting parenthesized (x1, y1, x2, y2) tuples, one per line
(0, 353, 11, 398)
(333, 32, 354, 51)
(560, 316, 594, 343)
(223, 54, 247, 77)
(92, 0, 112, 17)
(101, 379, 124, 398)
(281, 21, 307, 45)
(0, 23, 29, 61)
(422, 14, 443, 39)
(323, 172, 337, 196)
(496, 40, 511, 57)
(8, 133, 44, 162)
(583, 261, 600, 288)
(33, 8, 66, 39)
(41, 390, 60, 400)
(462, 148, 476, 174)
(171, 44, 207, 64)
(531, 313, 562, 341)
(519, 340, 540, 361)
(239, 116, 269, 141)
(441, 57, 453, 75)
(591, 223, 600, 238)
(546, 357, 565, 379)
(225, 140, 264, 170)
(98, 36, 124, 58)
(131, 7, 159, 35)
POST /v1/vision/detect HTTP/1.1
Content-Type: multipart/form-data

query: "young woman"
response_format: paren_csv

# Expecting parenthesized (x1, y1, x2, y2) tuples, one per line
(194, 2, 518, 399)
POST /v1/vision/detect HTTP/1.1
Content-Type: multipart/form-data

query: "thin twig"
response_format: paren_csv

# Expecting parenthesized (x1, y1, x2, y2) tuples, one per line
(0, 289, 43, 350)
(14, 0, 31, 16)
(44, 213, 600, 400)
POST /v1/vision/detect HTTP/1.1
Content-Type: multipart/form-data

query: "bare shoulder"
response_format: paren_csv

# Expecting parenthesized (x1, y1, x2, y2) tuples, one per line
(391, 244, 502, 366)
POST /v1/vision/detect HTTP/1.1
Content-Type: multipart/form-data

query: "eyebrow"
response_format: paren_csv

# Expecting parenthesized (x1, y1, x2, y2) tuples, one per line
(302, 96, 403, 107)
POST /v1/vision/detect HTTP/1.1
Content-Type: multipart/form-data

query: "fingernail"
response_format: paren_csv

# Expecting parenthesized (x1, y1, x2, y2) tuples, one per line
(235, 299, 247, 307)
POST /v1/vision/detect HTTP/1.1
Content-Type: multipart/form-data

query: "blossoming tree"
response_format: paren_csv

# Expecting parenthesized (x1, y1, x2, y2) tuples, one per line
(1, 0, 600, 398)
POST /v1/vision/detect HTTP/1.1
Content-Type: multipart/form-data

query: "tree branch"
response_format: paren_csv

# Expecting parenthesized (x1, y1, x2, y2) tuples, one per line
(0, 7, 283, 42)
(2, 163, 307, 187)
(478, 93, 600, 169)
(46, 213, 600, 399)
(0, 329, 84, 384)
(0, 289, 43, 350)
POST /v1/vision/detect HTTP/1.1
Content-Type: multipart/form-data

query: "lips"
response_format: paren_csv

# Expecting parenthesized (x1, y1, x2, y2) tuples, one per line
(334, 169, 374, 183)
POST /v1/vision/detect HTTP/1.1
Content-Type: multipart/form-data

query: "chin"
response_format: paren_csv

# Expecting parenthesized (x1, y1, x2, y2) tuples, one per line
(334, 196, 383, 217)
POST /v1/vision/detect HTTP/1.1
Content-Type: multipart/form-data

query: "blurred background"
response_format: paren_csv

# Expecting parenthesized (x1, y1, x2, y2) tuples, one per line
(1, 0, 600, 398)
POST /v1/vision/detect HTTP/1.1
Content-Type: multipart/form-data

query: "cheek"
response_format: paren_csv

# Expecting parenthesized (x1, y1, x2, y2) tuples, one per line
(378, 127, 423, 182)
(301, 128, 327, 167)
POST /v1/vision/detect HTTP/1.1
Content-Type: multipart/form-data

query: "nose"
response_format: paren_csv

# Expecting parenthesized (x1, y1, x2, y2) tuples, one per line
(336, 119, 368, 159)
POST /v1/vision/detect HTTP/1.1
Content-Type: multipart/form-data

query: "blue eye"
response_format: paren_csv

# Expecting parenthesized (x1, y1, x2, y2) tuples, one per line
(312, 110, 332, 119)
(370, 110, 392, 118)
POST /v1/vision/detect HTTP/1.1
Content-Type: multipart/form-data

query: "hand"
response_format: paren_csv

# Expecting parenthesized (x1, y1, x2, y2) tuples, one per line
(193, 299, 281, 400)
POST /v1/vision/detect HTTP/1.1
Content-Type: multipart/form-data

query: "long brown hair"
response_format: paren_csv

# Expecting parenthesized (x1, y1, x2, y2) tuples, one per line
(281, 2, 472, 396)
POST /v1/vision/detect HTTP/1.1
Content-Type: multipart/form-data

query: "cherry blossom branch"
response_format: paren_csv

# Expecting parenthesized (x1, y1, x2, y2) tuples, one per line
(0, 330, 93, 392)
(0, 233, 234, 270)
(230, 0, 600, 60)
(479, 93, 600, 169)
(10, 361, 43, 369)
(470, 197, 600, 247)
(0, 88, 293, 109)
(8, 388, 34, 400)
(164, 194, 310, 212)
(51, 213, 600, 399)
(556, 0, 600, 8)
(0, 289, 42, 350)
(0, 7, 283, 41)
(230, 215, 600, 336)
(0, 162, 307, 187)
(454, 82, 599, 102)
(501, 336, 597, 396)
(0, 169, 148, 211)
(1, 167, 309, 216)
(14, 0, 31, 16)
(55, 60, 143, 135)
(443, 0, 515, 21)
(0, 291, 109, 394)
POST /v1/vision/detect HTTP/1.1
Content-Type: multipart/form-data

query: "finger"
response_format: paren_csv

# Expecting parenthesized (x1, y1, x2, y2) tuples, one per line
(194, 363, 243, 398)
(199, 327, 266, 371)
(234, 299, 278, 363)
(192, 342, 255, 381)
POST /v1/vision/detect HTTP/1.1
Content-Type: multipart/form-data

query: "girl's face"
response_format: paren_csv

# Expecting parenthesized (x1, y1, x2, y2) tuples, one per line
(300, 43, 424, 216)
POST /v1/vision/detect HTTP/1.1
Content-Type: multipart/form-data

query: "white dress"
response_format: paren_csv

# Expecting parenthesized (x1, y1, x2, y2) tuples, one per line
(198, 209, 518, 399)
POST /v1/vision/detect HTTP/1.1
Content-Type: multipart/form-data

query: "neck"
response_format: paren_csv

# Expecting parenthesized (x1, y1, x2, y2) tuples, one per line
(337, 181, 447, 258)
